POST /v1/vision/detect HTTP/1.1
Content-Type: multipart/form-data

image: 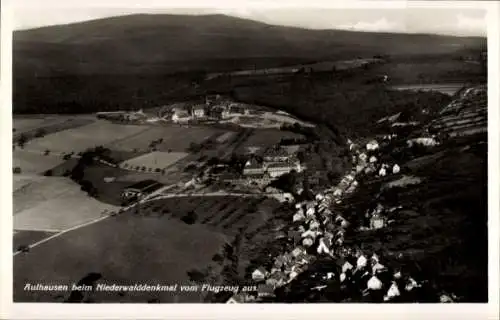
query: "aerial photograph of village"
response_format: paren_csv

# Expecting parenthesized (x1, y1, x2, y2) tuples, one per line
(11, 4, 487, 304)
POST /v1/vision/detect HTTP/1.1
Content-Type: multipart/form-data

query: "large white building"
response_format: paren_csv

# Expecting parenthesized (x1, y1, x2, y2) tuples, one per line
(266, 161, 303, 178)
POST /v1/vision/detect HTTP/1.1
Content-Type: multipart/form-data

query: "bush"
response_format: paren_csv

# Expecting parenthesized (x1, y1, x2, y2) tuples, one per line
(187, 269, 207, 282)
(17, 134, 28, 148)
(34, 128, 47, 138)
(181, 210, 198, 225)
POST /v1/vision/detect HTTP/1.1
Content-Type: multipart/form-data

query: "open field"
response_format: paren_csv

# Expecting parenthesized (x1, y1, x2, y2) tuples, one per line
(72, 163, 187, 205)
(13, 177, 119, 231)
(13, 118, 57, 133)
(368, 60, 485, 85)
(23, 121, 148, 154)
(216, 132, 235, 143)
(14, 212, 228, 302)
(11, 195, 282, 301)
(109, 125, 226, 152)
(13, 116, 96, 142)
(13, 150, 65, 175)
(119, 151, 189, 172)
(13, 115, 94, 133)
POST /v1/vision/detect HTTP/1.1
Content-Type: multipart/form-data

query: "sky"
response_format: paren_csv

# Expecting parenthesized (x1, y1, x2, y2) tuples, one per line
(8, 0, 487, 37)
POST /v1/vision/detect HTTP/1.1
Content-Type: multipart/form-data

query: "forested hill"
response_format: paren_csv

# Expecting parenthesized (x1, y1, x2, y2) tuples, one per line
(14, 13, 485, 76)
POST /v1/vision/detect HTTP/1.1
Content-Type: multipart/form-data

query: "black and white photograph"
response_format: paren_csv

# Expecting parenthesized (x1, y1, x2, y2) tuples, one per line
(2, 0, 498, 316)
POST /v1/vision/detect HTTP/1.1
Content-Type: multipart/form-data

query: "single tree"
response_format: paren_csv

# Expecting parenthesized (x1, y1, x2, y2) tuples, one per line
(17, 134, 28, 148)
(34, 128, 47, 138)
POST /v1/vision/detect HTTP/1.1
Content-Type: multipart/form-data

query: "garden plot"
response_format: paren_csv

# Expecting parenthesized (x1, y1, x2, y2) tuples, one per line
(24, 121, 147, 154)
(13, 150, 65, 175)
(13, 177, 118, 231)
(119, 151, 189, 172)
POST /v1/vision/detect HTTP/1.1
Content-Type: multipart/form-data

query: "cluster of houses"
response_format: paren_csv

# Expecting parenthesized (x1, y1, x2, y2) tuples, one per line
(120, 179, 164, 202)
(240, 147, 303, 185)
(215, 146, 304, 188)
(227, 131, 454, 303)
(169, 95, 256, 124)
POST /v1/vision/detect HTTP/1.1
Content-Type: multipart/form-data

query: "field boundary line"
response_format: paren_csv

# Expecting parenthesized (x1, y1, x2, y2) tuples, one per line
(13, 215, 110, 257)
(14, 228, 62, 233)
(106, 125, 153, 149)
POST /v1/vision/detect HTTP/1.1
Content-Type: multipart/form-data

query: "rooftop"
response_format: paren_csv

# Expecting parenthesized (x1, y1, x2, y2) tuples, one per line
(267, 162, 297, 169)
(125, 180, 163, 192)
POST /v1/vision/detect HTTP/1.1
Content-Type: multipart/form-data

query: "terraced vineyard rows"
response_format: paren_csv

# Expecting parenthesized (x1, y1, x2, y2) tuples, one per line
(134, 196, 277, 237)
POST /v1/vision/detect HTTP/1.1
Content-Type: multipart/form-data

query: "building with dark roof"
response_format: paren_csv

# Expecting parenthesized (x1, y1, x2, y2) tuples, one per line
(121, 180, 164, 199)
(266, 161, 302, 178)
(243, 161, 265, 176)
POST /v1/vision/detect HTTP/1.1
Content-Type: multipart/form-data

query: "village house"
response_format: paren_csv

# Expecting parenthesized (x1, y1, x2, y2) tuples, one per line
(266, 272, 287, 288)
(220, 172, 242, 184)
(171, 109, 191, 123)
(263, 147, 291, 162)
(226, 293, 255, 303)
(243, 161, 265, 176)
(366, 140, 380, 151)
(370, 213, 386, 230)
(266, 161, 302, 178)
(191, 105, 206, 118)
(228, 103, 247, 115)
(257, 284, 275, 299)
(291, 246, 307, 258)
(121, 180, 164, 200)
(244, 172, 271, 185)
(210, 106, 230, 120)
(252, 267, 268, 282)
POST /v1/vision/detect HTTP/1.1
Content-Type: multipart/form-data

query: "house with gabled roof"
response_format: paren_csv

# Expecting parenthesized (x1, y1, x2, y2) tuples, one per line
(257, 284, 275, 298)
(252, 267, 268, 282)
(291, 246, 307, 258)
(243, 160, 265, 176)
(265, 272, 287, 288)
(226, 293, 255, 303)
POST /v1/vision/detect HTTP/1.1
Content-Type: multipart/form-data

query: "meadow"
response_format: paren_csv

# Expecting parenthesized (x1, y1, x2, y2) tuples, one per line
(119, 151, 189, 172)
(14, 210, 228, 302)
(13, 177, 119, 231)
(23, 121, 147, 154)
(13, 150, 65, 175)
(110, 125, 226, 153)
